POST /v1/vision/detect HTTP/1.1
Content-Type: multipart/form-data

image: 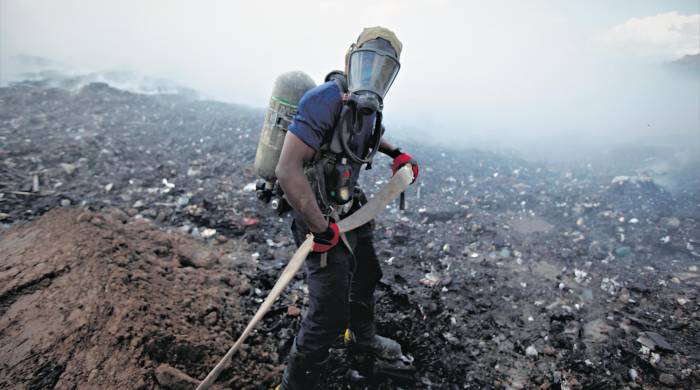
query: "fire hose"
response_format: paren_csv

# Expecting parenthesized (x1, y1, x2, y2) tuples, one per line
(196, 165, 414, 390)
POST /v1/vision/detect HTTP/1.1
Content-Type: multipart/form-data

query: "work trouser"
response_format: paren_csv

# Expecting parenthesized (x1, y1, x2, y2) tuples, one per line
(290, 211, 382, 362)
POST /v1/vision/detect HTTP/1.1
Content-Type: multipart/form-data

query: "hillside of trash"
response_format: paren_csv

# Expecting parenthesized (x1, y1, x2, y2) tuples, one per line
(1, 82, 698, 389)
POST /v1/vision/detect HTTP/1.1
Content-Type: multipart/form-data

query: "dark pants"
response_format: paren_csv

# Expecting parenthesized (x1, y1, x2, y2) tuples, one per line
(290, 213, 382, 361)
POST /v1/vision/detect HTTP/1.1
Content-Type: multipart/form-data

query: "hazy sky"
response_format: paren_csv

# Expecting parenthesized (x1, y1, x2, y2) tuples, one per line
(1, 0, 698, 157)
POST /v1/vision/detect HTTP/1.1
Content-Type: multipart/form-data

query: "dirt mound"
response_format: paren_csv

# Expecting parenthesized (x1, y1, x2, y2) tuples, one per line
(0, 208, 279, 389)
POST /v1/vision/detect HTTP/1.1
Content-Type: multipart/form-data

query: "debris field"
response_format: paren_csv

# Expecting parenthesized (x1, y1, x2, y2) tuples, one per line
(1, 82, 698, 389)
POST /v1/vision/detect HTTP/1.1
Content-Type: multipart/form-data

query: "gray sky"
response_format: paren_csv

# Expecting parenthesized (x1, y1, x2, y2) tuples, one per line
(1, 0, 698, 157)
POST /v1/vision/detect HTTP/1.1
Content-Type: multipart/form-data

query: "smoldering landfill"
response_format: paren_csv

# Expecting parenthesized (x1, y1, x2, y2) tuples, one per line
(0, 81, 698, 389)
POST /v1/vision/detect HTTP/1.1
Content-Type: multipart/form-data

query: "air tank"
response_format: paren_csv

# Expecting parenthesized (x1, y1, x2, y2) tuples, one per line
(254, 71, 316, 181)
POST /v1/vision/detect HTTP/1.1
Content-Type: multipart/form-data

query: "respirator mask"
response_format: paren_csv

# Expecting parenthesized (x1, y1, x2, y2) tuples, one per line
(346, 38, 400, 114)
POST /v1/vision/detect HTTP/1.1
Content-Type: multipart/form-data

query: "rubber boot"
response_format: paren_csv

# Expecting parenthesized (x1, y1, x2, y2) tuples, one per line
(277, 340, 328, 390)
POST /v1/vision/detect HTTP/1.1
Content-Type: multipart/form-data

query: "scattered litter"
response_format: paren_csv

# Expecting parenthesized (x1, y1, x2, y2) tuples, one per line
(574, 269, 589, 284)
(637, 332, 674, 352)
(243, 217, 260, 226)
(600, 277, 622, 295)
(200, 228, 216, 238)
(525, 345, 538, 357)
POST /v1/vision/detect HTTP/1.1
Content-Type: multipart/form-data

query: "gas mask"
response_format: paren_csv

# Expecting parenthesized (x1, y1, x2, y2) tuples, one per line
(346, 38, 400, 115)
(330, 31, 401, 170)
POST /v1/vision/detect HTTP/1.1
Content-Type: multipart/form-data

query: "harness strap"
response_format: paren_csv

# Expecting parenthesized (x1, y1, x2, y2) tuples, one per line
(319, 208, 354, 268)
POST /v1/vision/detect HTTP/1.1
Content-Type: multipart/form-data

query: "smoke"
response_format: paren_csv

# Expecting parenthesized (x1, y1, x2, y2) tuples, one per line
(1, 0, 698, 163)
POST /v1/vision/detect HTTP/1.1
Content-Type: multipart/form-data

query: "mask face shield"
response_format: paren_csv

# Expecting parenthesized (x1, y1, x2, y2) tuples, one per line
(347, 44, 400, 99)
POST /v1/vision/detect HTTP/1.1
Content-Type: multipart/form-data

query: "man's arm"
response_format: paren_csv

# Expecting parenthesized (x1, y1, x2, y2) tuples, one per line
(378, 137, 400, 157)
(275, 132, 328, 234)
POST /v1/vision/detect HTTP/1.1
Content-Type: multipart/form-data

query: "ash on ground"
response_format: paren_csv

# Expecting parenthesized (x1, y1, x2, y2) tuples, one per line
(1, 82, 698, 389)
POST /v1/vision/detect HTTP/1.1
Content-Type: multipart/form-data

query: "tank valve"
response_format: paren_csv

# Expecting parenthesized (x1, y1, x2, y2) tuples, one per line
(270, 197, 291, 215)
(256, 180, 273, 203)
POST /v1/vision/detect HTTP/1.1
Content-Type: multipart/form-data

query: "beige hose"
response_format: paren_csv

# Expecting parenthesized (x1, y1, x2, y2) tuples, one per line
(196, 165, 414, 390)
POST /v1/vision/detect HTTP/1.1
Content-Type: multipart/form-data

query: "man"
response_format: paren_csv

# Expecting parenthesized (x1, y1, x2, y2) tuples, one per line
(275, 26, 419, 389)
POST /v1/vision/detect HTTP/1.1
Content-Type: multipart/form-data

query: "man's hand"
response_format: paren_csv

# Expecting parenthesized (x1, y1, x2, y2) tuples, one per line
(312, 222, 340, 253)
(391, 152, 419, 183)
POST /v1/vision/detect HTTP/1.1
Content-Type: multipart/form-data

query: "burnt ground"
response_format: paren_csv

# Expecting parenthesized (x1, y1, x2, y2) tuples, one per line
(1, 82, 699, 389)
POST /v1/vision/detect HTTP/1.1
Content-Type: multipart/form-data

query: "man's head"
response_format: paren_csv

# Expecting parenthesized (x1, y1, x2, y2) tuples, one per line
(345, 26, 402, 101)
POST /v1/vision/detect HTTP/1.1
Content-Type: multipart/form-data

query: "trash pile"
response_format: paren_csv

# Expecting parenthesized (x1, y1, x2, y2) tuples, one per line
(1, 82, 698, 388)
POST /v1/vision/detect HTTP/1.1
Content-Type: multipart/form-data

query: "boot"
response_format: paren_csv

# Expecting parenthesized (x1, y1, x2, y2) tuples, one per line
(347, 301, 404, 361)
(277, 340, 328, 390)
(344, 327, 404, 361)
(344, 327, 415, 383)
(346, 302, 414, 383)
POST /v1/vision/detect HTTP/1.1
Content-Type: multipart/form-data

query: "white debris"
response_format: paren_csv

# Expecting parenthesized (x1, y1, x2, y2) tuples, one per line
(243, 182, 256, 192)
(162, 178, 175, 193)
(660, 235, 670, 244)
(690, 266, 698, 272)
(104, 182, 114, 192)
(420, 269, 441, 287)
(650, 352, 661, 365)
(201, 228, 216, 238)
(600, 277, 621, 295)
(266, 239, 283, 248)
(574, 269, 589, 284)
(628, 368, 638, 381)
(60, 163, 77, 174)
(525, 345, 538, 357)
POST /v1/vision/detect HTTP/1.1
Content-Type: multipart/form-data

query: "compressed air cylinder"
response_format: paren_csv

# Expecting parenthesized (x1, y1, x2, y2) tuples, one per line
(254, 71, 316, 181)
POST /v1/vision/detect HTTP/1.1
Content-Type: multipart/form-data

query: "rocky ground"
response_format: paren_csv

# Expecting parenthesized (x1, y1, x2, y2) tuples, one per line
(1, 82, 699, 389)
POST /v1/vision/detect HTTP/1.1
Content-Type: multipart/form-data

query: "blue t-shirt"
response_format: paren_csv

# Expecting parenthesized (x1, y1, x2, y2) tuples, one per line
(288, 81, 376, 183)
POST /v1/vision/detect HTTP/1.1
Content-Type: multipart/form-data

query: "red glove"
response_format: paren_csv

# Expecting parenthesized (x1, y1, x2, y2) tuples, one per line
(312, 222, 340, 253)
(391, 152, 419, 183)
